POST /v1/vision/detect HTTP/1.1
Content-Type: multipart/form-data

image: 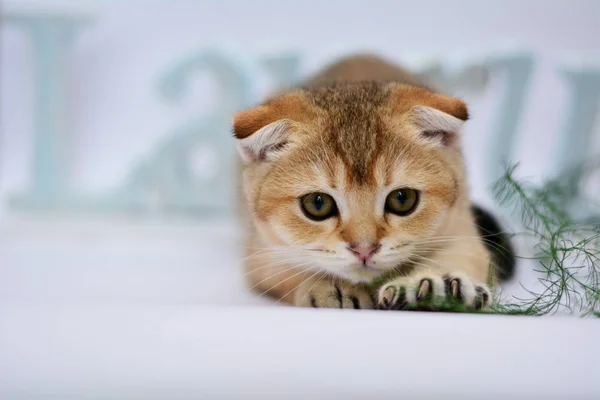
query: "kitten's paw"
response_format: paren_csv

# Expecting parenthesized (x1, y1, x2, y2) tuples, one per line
(377, 273, 491, 311)
(295, 279, 375, 309)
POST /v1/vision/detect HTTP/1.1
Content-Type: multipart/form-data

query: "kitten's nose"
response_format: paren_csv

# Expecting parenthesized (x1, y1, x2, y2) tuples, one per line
(348, 243, 381, 262)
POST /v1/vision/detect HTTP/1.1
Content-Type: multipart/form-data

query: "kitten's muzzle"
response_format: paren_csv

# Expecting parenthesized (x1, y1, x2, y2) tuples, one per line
(347, 243, 381, 263)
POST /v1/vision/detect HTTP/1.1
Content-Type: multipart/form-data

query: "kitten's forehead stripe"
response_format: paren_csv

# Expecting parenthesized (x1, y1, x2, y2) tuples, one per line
(307, 82, 391, 185)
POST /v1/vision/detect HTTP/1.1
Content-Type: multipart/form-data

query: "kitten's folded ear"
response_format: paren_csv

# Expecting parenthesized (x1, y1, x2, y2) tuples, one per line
(389, 84, 469, 148)
(234, 119, 291, 163)
(409, 105, 467, 147)
(232, 92, 310, 163)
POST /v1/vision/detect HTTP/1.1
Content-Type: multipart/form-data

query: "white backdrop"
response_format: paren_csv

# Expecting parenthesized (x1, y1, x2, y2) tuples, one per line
(2, 0, 600, 217)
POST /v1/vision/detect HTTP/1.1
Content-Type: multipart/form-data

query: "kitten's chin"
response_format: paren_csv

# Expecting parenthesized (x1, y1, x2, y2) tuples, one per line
(346, 275, 379, 285)
(332, 266, 386, 285)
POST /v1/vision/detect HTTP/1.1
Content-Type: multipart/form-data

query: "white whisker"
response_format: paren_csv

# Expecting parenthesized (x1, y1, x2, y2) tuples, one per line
(275, 268, 324, 305)
(247, 261, 313, 292)
(256, 264, 321, 299)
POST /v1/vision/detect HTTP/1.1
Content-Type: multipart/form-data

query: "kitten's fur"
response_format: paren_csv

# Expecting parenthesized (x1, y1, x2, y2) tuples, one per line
(234, 54, 513, 310)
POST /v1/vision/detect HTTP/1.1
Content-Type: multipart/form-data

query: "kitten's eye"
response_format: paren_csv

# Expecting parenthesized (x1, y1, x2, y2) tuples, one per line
(300, 193, 338, 221)
(385, 188, 419, 216)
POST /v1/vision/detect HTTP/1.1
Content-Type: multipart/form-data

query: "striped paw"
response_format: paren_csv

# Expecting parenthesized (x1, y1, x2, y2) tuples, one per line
(377, 273, 491, 311)
(295, 278, 375, 309)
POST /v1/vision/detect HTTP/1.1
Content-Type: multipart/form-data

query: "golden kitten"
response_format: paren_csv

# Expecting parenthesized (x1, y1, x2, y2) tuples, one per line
(233, 54, 514, 310)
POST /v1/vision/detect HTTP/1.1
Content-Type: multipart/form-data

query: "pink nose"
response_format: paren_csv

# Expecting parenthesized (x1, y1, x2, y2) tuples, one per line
(348, 243, 381, 262)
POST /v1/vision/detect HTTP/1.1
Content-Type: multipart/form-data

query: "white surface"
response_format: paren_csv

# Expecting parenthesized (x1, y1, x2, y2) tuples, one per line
(1, 306, 599, 400)
(0, 218, 599, 399)
(0, 217, 268, 306)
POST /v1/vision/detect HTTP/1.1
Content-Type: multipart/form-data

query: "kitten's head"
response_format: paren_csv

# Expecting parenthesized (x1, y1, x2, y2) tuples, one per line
(234, 82, 469, 284)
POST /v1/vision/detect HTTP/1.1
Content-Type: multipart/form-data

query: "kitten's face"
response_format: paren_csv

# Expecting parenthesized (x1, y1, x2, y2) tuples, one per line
(236, 83, 467, 284)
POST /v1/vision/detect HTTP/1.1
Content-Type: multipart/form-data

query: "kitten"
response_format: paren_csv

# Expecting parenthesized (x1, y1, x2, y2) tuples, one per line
(233, 54, 514, 310)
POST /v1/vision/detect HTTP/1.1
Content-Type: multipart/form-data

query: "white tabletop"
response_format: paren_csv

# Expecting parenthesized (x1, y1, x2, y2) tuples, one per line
(1, 217, 598, 399)
(1, 305, 599, 400)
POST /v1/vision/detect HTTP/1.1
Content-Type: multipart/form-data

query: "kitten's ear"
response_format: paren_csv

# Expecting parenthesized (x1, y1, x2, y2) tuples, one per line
(235, 119, 291, 163)
(232, 92, 311, 163)
(409, 105, 467, 147)
(389, 84, 468, 147)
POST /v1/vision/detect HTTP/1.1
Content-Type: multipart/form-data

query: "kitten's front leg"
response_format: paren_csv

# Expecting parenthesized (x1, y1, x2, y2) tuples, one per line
(294, 277, 375, 309)
(377, 232, 492, 310)
(377, 238, 493, 311)
(377, 271, 491, 311)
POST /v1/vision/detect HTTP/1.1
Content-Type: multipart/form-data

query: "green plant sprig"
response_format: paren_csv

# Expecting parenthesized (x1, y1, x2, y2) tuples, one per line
(491, 162, 600, 317)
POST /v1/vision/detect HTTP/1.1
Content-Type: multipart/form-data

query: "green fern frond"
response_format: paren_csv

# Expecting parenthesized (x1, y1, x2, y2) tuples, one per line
(492, 161, 600, 317)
